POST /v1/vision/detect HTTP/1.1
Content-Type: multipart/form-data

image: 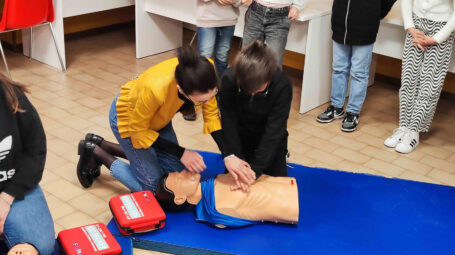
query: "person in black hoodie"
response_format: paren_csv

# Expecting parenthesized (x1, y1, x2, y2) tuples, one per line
(219, 40, 292, 191)
(316, 0, 396, 132)
(0, 75, 54, 255)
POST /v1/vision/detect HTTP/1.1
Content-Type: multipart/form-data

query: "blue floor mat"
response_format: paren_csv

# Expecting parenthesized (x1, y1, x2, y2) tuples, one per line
(107, 151, 455, 255)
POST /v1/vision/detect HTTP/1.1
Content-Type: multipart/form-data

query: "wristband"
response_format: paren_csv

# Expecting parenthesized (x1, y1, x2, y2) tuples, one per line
(223, 154, 236, 160)
(0, 196, 12, 206)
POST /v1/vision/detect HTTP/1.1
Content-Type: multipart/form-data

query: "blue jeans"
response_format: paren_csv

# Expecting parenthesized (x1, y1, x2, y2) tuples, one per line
(242, 1, 291, 66)
(1, 186, 54, 255)
(331, 41, 374, 114)
(109, 95, 185, 193)
(197, 26, 235, 77)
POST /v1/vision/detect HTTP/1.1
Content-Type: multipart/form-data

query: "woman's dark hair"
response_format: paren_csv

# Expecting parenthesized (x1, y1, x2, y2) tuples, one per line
(174, 46, 219, 95)
(0, 74, 28, 113)
(234, 40, 278, 94)
(155, 174, 190, 212)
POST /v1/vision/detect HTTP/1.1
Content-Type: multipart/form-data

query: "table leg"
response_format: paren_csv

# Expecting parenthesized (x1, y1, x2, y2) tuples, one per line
(299, 14, 332, 114)
(135, 0, 183, 58)
(22, 0, 66, 71)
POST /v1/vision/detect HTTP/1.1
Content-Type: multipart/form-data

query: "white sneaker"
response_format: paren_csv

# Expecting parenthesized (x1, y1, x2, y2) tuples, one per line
(384, 127, 408, 148)
(395, 130, 419, 154)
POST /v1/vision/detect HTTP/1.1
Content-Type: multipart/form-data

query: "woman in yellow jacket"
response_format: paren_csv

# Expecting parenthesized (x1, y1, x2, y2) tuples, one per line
(76, 47, 224, 193)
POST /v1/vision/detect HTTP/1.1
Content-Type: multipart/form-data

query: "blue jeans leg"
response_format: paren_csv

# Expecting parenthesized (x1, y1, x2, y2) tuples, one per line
(198, 27, 216, 59)
(213, 26, 235, 77)
(198, 26, 235, 77)
(109, 96, 185, 193)
(2, 186, 54, 255)
(346, 43, 374, 114)
(331, 41, 352, 109)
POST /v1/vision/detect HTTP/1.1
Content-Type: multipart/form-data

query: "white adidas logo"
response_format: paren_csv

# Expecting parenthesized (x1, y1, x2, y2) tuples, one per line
(0, 136, 12, 161)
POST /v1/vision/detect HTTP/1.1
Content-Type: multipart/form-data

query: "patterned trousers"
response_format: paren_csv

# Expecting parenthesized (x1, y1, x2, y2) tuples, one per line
(400, 14, 454, 132)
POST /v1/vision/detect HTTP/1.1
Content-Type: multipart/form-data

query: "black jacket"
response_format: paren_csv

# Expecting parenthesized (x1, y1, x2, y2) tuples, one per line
(219, 68, 292, 176)
(0, 86, 46, 200)
(331, 0, 396, 45)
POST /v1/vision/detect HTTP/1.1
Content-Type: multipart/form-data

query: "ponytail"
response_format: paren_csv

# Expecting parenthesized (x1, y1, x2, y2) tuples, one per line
(175, 46, 218, 95)
(0, 74, 28, 113)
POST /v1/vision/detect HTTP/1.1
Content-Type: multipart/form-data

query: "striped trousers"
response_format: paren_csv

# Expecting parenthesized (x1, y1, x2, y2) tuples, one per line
(400, 14, 454, 132)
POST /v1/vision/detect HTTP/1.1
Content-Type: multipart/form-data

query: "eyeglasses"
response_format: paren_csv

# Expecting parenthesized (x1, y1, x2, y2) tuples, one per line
(183, 88, 218, 106)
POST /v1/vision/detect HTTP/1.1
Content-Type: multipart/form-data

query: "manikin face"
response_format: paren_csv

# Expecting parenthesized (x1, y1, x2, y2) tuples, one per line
(166, 170, 201, 205)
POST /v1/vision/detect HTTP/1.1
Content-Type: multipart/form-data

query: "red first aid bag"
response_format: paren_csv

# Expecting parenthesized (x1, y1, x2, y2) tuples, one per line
(57, 223, 122, 255)
(109, 191, 166, 235)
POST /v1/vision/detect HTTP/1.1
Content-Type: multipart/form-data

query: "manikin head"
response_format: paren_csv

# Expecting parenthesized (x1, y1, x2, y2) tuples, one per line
(155, 170, 201, 212)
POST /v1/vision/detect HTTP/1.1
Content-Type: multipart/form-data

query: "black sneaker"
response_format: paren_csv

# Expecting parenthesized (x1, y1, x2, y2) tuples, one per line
(316, 105, 345, 123)
(341, 112, 360, 132)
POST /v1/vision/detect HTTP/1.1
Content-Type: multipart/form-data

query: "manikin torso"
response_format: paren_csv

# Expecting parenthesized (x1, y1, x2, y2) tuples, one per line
(212, 174, 299, 224)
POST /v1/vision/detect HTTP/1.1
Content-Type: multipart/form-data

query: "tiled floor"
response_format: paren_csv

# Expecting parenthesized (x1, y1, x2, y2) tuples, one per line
(5, 26, 455, 254)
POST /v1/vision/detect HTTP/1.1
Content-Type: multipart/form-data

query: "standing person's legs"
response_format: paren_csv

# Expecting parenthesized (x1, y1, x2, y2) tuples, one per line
(197, 27, 216, 59)
(408, 32, 454, 132)
(263, 13, 291, 67)
(345, 43, 374, 115)
(242, 5, 265, 48)
(330, 41, 352, 109)
(213, 26, 235, 77)
(3, 186, 54, 255)
(385, 17, 425, 148)
(399, 25, 424, 128)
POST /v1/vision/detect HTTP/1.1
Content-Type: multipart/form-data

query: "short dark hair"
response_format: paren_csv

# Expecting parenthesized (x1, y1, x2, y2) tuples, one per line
(155, 174, 190, 212)
(234, 40, 278, 94)
(175, 46, 219, 95)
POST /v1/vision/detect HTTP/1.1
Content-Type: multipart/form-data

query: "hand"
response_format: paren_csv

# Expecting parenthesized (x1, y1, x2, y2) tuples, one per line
(408, 28, 425, 44)
(224, 156, 256, 189)
(288, 7, 300, 20)
(7, 243, 38, 255)
(421, 36, 437, 46)
(181, 150, 206, 173)
(242, 0, 253, 5)
(218, 0, 234, 5)
(413, 42, 427, 51)
(0, 192, 14, 235)
(230, 180, 255, 192)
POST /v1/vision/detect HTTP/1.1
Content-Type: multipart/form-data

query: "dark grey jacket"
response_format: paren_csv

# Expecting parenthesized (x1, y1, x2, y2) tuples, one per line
(331, 0, 396, 45)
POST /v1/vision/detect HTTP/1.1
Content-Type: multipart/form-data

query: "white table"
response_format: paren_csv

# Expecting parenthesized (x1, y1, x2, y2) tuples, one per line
(373, 0, 455, 75)
(21, 0, 135, 71)
(135, 0, 334, 114)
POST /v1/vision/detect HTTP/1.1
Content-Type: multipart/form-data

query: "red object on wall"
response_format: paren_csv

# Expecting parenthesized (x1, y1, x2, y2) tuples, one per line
(0, 0, 55, 31)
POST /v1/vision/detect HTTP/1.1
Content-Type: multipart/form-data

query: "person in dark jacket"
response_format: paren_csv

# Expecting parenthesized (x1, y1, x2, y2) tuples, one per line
(317, 0, 396, 132)
(219, 40, 292, 191)
(0, 75, 54, 255)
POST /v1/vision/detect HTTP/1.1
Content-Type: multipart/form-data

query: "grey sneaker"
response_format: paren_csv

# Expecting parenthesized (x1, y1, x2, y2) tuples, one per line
(317, 105, 345, 123)
(341, 112, 360, 132)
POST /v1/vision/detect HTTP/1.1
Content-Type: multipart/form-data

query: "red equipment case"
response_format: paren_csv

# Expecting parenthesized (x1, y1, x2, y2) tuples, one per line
(57, 223, 122, 255)
(109, 191, 166, 235)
